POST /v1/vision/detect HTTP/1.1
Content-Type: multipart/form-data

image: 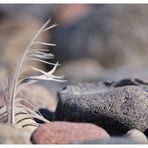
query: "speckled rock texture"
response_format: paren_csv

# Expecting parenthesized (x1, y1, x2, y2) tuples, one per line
(31, 121, 110, 144)
(54, 78, 148, 135)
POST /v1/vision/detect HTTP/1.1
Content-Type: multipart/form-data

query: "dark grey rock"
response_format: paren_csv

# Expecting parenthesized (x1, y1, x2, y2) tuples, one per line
(35, 108, 54, 124)
(54, 78, 148, 136)
(144, 129, 148, 137)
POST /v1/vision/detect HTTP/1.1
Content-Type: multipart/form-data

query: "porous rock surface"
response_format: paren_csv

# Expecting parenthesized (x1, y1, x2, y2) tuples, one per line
(54, 78, 148, 135)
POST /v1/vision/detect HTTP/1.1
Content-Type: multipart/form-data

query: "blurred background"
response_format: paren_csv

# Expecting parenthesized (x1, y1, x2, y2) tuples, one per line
(1, 4, 148, 94)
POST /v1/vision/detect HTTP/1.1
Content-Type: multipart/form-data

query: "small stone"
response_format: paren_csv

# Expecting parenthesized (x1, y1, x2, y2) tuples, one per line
(124, 129, 148, 144)
(0, 123, 30, 144)
(31, 121, 110, 144)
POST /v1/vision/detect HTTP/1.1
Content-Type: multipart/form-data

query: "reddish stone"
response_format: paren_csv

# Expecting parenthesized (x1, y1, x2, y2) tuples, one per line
(31, 121, 110, 144)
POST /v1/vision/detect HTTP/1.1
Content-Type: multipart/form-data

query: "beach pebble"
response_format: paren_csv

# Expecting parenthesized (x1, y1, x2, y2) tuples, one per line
(31, 121, 110, 144)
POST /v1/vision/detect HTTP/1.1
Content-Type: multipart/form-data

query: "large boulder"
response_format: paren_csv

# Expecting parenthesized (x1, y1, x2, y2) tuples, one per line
(54, 78, 148, 135)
